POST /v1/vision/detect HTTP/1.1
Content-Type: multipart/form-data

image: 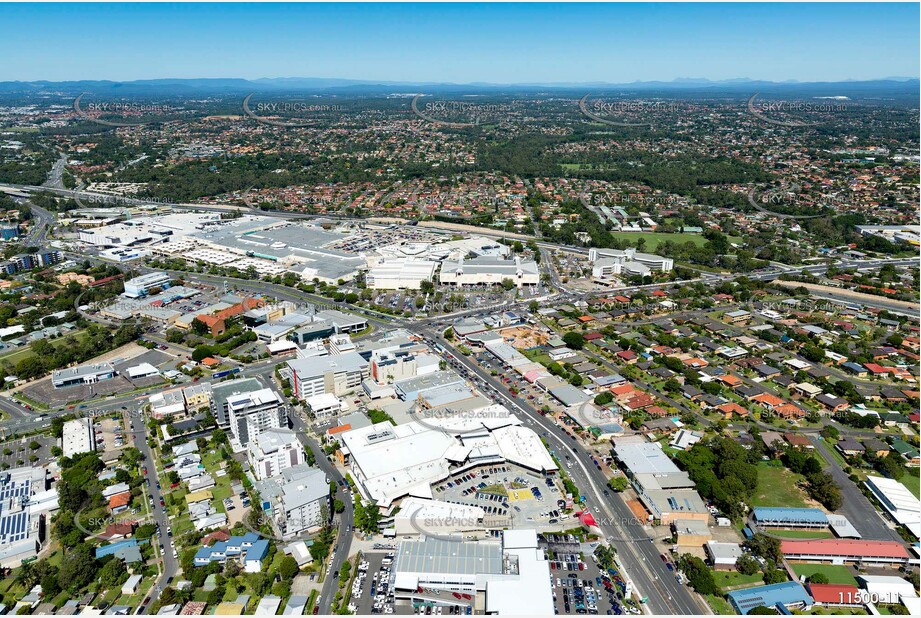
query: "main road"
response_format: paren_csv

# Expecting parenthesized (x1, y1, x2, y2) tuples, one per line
(289, 409, 355, 614)
(411, 325, 708, 615)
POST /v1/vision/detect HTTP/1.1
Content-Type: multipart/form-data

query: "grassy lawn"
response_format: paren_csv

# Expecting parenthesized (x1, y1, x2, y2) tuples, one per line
(704, 594, 735, 615)
(770, 529, 834, 539)
(608, 232, 709, 251)
(118, 578, 156, 608)
(521, 348, 553, 367)
(0, 330, 89, 366)
(753, 462, 809, 508)
(900, 473, 920, 499)
(823, 442, 850, 469)
(790, 563, 858, 586)
(201, 447, 233, 506)
(713, 570, 765, 591)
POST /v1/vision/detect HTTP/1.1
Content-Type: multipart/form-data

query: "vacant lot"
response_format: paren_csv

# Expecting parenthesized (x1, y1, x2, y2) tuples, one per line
(0, 330, 90, 367)
(790, 563, 858, 586)
(608, 232, 706, 250)
(753, 463, 809, 509)
(770, 529, 833, 539)
(900, 474, 920, 499)
(713, 570, 766, 591)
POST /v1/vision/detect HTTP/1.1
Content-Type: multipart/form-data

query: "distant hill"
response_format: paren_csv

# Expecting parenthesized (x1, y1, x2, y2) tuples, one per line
(0, 76, 917, 100)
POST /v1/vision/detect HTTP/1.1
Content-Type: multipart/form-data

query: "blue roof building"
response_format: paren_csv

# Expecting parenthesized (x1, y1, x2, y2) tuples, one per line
(95, 539, 138, 559)
(727, 582, 813, 615)
(752, 507, 828, 528)
(842, 362, 867, 375)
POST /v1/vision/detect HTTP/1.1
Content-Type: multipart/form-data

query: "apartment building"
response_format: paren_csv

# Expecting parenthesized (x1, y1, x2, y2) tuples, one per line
(227, 387, 287, 445)
(248, 428, 307, 481)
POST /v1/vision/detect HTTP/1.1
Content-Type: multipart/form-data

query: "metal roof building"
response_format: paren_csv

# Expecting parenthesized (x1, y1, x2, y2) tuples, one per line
(727, 581, 813, 615)
(752, 507, 829, 529)
(780, 539, 910, 566)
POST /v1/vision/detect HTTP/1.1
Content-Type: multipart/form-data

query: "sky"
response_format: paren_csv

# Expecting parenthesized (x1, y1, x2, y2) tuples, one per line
(2, 3, 918, 83)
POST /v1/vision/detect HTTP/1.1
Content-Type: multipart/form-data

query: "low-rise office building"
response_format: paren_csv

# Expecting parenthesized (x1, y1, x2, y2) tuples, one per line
(391, 529, 554, 615)
(61, 418, 96, 458)
(288, 352, 369, 399)
(51, 362, 116, 388)
(122, 271, 172, 298)
(366, 258, 438, 290)
(439, 256, 539, 288)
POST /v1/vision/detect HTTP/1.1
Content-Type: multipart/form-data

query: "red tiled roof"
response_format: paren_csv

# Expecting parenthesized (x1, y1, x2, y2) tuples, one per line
(807, 584, 861, 604)
(781, 539, 909, 559)
(202, 529, 230, 546)
(108, 493, 131, 509)
(751, 393, 784, 407)
(717, 402, 749, 416)
(609, 384, 636, 397)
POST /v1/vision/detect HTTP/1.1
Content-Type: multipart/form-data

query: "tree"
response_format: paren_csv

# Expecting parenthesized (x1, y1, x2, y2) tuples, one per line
(191, 345, 214, 362)
(500, 278, 515, 291)
(207, 586, 225, 605)
(748, 607, 778, 615)
(876, 451, 906, 480)
(278, 556, 300, 580)
(57, 544, 97, 592)
(735, 554, 760, 576)
(607, 476, 628, 492)
(594, 391, 613, 406)
(801, 345, 825, 363)
(677, 554, 717, 595)
(191, 318, 210, 336)
(762, 569, 787, 585)
(807, 572, 829, 584)
(806, 470, 842, 510)
(528, 300, 539, 313)
(745, 534, 783, 564)
(562, 331, 585, 350)
(99, 558, 128, 588)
